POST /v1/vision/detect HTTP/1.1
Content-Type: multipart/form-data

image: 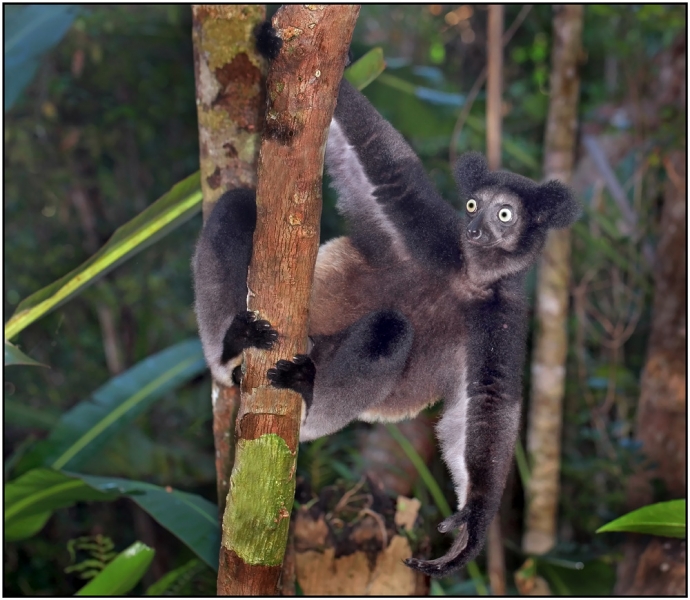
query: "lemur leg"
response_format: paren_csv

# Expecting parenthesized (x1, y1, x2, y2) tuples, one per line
(268, 310, 414, 442)
(192, 189, 277, 387)
(406, 295, 526, 578)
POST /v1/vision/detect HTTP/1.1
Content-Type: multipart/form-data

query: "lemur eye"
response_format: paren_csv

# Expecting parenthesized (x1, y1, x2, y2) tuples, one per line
(466, 199, 478, 213)
(498, 207, 513, 222)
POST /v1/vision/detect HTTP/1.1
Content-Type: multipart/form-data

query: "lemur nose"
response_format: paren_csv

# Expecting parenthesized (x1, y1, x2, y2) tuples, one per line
(467, 226, 482, 240)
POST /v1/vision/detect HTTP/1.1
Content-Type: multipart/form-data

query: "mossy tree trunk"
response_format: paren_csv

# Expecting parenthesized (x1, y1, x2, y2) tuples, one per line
(218, 5, 359, 595)
(191, 3, 267, 519)
(523, 5, 583, 555)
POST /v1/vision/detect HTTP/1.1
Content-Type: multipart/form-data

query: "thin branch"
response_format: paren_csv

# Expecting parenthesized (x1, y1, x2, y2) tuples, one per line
(449, 5, 533, 165)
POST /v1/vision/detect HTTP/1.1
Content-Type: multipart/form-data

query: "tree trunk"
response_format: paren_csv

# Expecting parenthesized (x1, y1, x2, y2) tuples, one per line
(614, 152, 686, 596)
(485, 5, 506, 595)
(523, 5, 583, 555)
(191, 3, 267, 520)
(218, 6, 359, 595)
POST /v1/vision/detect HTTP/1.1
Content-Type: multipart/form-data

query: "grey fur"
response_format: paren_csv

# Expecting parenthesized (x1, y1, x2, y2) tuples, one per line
(192, 79, 579, 578)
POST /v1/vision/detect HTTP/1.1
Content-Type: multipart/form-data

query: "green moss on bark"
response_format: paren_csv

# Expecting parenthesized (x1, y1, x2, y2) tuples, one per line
(222, 434, 296, 566)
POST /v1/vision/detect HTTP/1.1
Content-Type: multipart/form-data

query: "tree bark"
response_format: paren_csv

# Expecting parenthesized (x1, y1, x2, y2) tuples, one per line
(218, 6, 359, 595)
(485, 5, 507, 595)
(191, 4, 267, 520)
(523, 5, 583, 555)
(615, 152, 686, 596)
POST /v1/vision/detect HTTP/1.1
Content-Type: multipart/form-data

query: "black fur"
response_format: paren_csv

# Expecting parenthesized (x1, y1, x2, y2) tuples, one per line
(366, 311, 409, 359)
(267, 354, 316, 408)
(192, 189, 259, 388)
(193, 55, 579, 578)
(254, 20, 282, 61)
(221, 311, 278, 364)
(256, 20, 353, 69)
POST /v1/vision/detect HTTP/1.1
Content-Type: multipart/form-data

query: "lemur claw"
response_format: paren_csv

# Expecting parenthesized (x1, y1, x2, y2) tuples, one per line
(236, 311, 278, 350)
(404, 520, 471, 578)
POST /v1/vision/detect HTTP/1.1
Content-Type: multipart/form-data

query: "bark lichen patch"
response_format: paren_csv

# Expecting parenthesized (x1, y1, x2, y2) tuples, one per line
(200, 16, 263, 71)
(223, 434, 297, 566)
(212, 53, 265, 130)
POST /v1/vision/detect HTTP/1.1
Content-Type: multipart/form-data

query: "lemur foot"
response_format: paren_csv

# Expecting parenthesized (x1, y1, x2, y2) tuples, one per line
(267, 354, 316, 407)
(403, 505, 483, 578)
(221, 311, 278, 363)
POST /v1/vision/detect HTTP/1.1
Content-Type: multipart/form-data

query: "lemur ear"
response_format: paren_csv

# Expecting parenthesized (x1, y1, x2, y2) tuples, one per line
(533, 179, 580, 228)
(454, 152, 488, 199)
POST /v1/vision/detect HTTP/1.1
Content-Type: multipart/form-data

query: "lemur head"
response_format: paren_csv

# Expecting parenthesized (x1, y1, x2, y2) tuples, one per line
(453, 152, 579, 283)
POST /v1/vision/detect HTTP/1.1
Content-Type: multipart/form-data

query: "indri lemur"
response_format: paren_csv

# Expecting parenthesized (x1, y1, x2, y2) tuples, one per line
(192, 26, 579, 578)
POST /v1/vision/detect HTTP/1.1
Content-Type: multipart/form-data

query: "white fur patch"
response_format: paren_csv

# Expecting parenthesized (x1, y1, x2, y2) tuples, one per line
(436, 351, 470, 510)
(326, 120, 410, 260)
(359, 408, 411, 423)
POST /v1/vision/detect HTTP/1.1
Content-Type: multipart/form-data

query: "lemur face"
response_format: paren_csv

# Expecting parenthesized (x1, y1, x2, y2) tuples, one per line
(463, 186, 526, 253)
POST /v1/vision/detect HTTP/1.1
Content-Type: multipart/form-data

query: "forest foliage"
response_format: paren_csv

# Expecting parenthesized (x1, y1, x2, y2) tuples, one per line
(4, 5, 685, 595)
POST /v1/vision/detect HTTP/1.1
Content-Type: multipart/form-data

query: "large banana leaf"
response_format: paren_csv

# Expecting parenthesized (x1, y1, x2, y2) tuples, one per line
(5, 5, 81, 110)
(16, 339, 205, 474)
(76, 541, 155, 596)
(6, 469, 220, 569)
(4, 397, 59, 430)
(76, 473, 220, 570)
(4, 468, 118, 541)
(4, 172, 202, 341)
(4, 340, 47, 367)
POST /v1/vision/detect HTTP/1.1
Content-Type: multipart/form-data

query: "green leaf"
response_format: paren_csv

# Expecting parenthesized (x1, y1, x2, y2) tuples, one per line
(4, 5, 81, 110)
(4, 172, 202, 340)
(4, 468, 118, 541)
(5, 469, 220, 568)
(4, 397, 59, 430)
(80, 426, 216, 486)
(4, 510, 52, 542)
(76, 541, 154, 596)
(4, 340, 48, 367)
(145, 559, 204, 595)
(597, 500, 686, 538)
(345, 47, 386, 90)
(75, 473, 220, 570)
(17, 339, 205, 473)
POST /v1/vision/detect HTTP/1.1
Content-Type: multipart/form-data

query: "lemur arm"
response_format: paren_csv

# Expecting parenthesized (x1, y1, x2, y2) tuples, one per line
(326, 80, 462, 270)
(406, 284, 526, 577)
(192, 190, 277, 387)
(257, 21, 462, 268)
(269, 309, 414, 442)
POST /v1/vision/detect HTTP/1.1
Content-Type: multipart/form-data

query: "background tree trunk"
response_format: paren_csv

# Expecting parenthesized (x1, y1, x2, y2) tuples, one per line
(485, 5, 507, 596)
(191, 4, 267, 520)
(522, 5, 583, 555)
(218, 6, 359, 595)
(614, 151, 686, 596)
